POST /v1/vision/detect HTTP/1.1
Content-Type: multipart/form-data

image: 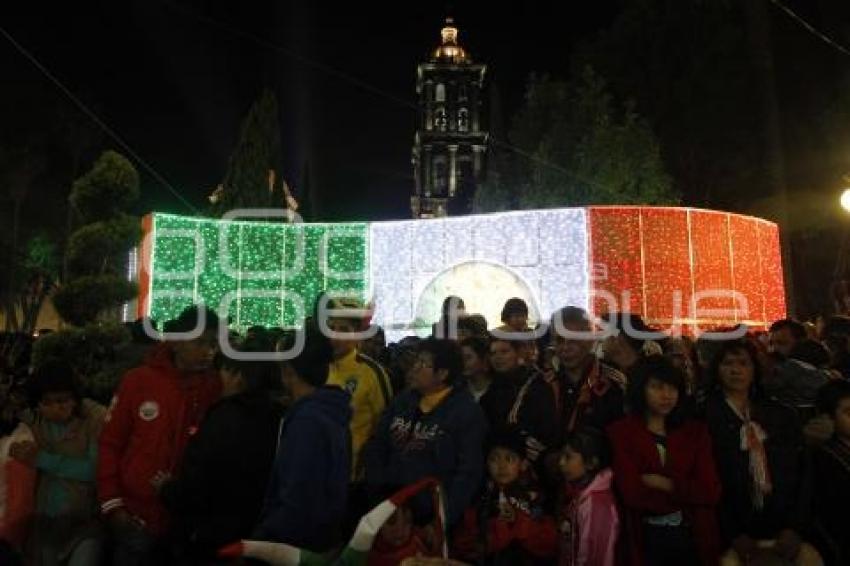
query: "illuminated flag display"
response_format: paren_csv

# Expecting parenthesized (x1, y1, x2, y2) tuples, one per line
(135, 207, 785, 339)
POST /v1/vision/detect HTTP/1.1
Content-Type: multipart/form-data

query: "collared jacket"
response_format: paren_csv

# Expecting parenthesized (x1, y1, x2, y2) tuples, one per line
(454, 479, 558, 565)
(703, 393, 809, 544)
(97, 344, 221, 534)
(554, 358, 625, 439)
(480, 366, 559, 463)
(608, 414, 722, 566)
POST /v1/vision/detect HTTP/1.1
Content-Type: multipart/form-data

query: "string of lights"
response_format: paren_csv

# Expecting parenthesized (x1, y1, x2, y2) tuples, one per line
(143, 207, 786, 336)
(147, 213, 368, 329)
(768, 0, 850, 58)
(0, 25, 202, 214)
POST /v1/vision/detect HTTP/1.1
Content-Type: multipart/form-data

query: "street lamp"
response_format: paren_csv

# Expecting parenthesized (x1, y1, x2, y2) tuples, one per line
(841, 188, 850, 213)
(835, 188, 850, 314)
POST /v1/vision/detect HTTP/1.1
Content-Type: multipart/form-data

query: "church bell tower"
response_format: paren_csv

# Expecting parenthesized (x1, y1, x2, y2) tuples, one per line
(411, 18, 488, 218)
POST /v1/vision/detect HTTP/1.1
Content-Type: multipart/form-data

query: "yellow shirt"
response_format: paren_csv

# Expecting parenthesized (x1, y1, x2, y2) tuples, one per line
(419, 387, 452, 414)
(327, 348, 392, 479)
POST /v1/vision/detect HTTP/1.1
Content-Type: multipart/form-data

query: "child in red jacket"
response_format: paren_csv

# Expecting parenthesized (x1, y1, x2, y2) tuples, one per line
(367, 501, 430, 566)
(98, 307, 222, 564)
(453, 428, 557, 564)
(607, 355, 721, 566)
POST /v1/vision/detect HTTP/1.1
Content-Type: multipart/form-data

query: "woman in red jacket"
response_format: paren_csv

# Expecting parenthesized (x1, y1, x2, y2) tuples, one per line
(607, 355, 721, 566)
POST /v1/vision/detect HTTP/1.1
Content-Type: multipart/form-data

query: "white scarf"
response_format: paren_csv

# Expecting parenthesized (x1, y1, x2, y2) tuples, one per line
(725, 399, 773, 509)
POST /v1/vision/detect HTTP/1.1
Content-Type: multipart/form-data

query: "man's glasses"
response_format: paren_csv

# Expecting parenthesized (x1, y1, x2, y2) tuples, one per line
(411, 357, 434, 369)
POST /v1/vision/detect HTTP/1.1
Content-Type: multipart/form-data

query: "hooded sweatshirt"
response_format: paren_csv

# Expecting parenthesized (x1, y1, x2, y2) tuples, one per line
(97, 343, 221, 534)
(255, 386, 352, 552)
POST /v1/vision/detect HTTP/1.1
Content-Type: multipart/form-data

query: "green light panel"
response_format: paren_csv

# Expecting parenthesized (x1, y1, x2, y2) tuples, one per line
(149, 213, 368, 329)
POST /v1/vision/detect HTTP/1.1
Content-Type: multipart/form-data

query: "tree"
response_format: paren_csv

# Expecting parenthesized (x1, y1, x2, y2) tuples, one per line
(211, 89, 284, 215)
(0, 233, 59, 334)
(572, 0, 761, 209)
(52, 151, 139, 326)
(472, 175, 513, 213)
(0, 144, 46, 328)
(475, 67, 676, 212)
(569, 0, 850, 316)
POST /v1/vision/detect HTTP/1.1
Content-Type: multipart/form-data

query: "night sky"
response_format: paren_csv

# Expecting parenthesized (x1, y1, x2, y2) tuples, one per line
(1, 1, 619, 223)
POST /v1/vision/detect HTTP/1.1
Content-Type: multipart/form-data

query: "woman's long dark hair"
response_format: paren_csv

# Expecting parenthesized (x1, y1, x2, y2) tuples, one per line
(626, 354, 689, 427)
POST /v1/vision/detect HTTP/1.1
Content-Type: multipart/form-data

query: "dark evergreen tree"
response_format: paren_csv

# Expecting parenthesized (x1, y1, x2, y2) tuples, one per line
(52, 150, 139, 326)
(475, 67, 676, 212)
(211, 89, 284, 215)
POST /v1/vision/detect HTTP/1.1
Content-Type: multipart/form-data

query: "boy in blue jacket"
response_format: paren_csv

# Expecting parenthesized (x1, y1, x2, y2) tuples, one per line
(254, 326, 353, 552)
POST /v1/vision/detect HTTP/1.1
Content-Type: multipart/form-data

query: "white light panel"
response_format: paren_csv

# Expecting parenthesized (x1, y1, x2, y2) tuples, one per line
(369, 208, 590, 342)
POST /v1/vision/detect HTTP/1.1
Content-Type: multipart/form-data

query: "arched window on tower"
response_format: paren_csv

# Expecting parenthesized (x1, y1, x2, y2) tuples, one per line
(435, 83, 446, 103)
(459, 85, 468, 101)
(458, 108, 469, 132)
(433, 156, 448, 195)
(435, 107, 447, 132)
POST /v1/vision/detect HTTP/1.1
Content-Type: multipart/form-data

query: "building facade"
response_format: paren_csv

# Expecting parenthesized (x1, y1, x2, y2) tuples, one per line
(411, 18, 488, 218)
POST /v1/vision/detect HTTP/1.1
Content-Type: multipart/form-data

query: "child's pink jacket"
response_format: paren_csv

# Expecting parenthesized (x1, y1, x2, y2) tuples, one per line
(560, 468, 620, 566)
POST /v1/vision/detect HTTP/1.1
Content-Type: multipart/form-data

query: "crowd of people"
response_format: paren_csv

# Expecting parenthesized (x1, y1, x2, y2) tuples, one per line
(2, 294, 850, 566)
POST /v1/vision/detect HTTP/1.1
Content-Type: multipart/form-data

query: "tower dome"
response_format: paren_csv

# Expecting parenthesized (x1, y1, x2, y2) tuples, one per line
(431, 17, 470, 64)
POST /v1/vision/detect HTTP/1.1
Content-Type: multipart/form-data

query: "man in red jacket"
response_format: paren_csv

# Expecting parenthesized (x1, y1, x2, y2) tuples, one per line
(98, 306, 222, 565)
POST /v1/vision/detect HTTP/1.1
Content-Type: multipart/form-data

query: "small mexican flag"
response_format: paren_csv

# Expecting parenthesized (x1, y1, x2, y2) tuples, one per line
(219, 478, 446, 566)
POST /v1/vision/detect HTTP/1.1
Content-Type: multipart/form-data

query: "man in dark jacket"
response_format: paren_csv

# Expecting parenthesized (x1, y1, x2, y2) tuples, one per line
(254, 327, 352, 552)
(364, 338, 486, 527)
(479, 335, 558, 465)
(550, 306, 625, 437)
(161, 338, 285, 560)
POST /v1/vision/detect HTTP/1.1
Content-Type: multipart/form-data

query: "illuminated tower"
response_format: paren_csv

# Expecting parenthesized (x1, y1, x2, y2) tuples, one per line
(411, 18, 488, 218)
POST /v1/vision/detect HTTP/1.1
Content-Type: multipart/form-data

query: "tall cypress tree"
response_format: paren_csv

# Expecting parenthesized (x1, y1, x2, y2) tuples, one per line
(212, 89, 284, 215)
